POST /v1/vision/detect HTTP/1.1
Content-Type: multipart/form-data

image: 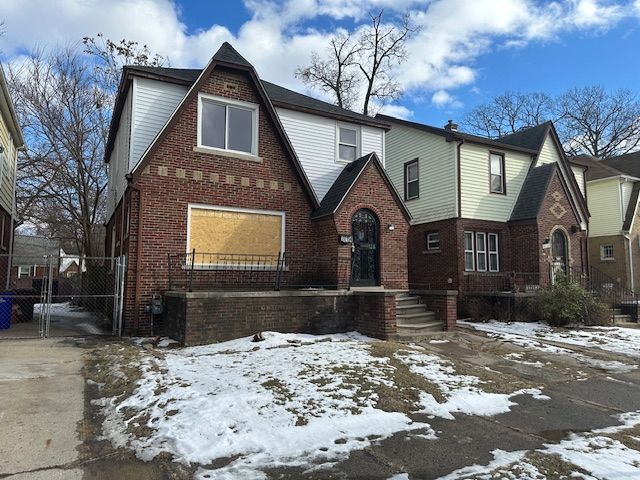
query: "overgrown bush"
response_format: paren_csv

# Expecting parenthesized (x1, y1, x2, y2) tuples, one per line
(533, 275, 611, 326)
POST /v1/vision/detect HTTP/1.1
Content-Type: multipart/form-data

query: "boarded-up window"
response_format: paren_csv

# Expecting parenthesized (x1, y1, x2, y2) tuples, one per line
(187, 206, 284, 265)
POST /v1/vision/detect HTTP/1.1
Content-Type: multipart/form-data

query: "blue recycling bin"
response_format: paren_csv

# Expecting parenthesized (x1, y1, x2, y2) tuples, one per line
(0, 291, 14, 329)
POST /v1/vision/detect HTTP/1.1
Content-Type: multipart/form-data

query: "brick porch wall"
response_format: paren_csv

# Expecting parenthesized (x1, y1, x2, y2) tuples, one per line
(164, 290, 398, 346)
(411, 290, 459, 331)
(408, 219, 459, 290)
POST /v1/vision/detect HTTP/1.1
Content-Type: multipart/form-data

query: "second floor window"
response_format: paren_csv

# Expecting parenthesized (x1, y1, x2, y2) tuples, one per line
(338, 126, 358, 162)
(405, 159, 419, 200)
(490, 152, 505, 194)
(199, 95, 258, 155)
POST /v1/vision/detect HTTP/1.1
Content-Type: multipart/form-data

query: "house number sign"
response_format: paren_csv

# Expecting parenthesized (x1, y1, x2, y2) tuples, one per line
(339, 235, 353, 244)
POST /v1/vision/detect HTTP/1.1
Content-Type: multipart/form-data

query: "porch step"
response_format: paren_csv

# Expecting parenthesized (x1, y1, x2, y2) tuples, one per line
(614, 314, 633, 323)
(394, 294, 442, 340)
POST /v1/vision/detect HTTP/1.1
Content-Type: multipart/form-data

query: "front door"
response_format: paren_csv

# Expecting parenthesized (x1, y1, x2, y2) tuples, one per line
(351, 209, 379, 287)
(551, 229, 568, 284)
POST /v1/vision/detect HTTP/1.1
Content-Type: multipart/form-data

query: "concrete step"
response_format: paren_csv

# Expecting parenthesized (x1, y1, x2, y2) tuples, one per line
(394, 321, 444, 341)
(396, 303, 428, 315)
(614, 314, 633, 323)
(397, 311, 437, 325)
(396, 296, 420, 306)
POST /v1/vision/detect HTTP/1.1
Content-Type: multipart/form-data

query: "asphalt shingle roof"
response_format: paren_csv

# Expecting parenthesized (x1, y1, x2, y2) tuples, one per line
(601, 151, 640, 179)
(510, 163, 557, 221)
(311, 154, 372, 219)
(570, 154, 626, 181)
(495, 122, 551, 151)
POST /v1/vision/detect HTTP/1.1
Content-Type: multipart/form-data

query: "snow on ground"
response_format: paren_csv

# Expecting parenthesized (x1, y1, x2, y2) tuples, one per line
(460, 320, 640, 359)
(34, 302, 96, 319)
(439, 411, 640, 479)
(98, 332, 547, 478)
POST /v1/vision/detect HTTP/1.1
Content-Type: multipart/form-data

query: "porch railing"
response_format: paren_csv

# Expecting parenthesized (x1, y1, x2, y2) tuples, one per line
(167, 251, 350, 292)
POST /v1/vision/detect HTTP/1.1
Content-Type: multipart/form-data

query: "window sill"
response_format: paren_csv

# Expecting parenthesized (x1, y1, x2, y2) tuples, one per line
(422, 249, 441, 254)
(405, 197, 419, 202)
(600, 258, 615, 262)
(193, 146, 263, 163)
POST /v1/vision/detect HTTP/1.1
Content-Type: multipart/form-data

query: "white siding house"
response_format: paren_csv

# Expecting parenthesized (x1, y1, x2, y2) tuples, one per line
(587, 178, 624, 237)
(537, 136, 562, 165)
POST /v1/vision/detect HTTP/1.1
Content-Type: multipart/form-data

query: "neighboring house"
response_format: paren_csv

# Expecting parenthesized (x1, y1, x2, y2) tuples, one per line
(0, 64, 25, 287)
(377, 116, 590, 293)
(571, 152, 640, 291)
(11, 235, 60, 288)
(104, 43, 411, 337)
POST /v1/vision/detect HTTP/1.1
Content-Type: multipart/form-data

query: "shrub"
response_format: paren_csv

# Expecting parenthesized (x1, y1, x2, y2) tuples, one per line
(533, 275, 611, 327)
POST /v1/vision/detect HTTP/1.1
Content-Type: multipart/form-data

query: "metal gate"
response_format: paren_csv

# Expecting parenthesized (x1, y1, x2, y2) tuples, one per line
(0, 251, 126, 339)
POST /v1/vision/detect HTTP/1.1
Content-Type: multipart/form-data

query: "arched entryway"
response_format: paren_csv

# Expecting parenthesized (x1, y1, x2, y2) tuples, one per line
(351, 209, 379, 287)
(551, 229, 568, 283)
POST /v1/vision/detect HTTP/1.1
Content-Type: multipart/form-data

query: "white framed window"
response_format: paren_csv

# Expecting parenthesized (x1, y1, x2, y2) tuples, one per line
(337, 124, 358, 162)
(426, 232, 440, 251)
(464, 231, 475, 271)
(476, 232, 487, 271)
(405, 159, 419, 200)
(197, 94, 259, 155)
(18, 265, 30, 278)
(488, 233, 499, 272)
(600, 244, 614, 261)
(489, 152, 505, 194)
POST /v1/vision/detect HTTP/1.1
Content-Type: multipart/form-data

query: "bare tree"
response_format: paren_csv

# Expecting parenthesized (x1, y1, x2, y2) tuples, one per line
(555, 86, 640, 158)
(10, 37, 168, 255)
(463, 92, 553, 138)
(295, 32, 362, 110)
(296, 10, 417, 115)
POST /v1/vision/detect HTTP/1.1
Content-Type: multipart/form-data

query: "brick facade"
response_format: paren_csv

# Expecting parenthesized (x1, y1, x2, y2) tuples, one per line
(408, 168, 587, 294)
(109, 64, 410, 336)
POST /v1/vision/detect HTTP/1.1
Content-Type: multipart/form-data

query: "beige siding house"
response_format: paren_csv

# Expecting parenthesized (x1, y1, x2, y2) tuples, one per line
(378, 116, 589, 293)
(573, 153, 640, 291)
(0, 65, 24, 257)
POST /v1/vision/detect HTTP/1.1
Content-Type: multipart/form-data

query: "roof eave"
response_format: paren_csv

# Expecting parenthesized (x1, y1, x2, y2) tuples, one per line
(0, 65, 25, 149)
(271, 101, 391, 130)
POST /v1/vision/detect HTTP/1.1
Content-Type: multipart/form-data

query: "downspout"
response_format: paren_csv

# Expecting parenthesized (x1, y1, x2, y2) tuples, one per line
(455, 139, 464, 218)
(126, 174, 143, 334)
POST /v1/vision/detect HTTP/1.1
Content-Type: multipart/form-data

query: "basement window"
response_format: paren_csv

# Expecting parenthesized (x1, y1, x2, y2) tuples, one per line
(18, 265, 30, 278)
(198, 94, 258, 155)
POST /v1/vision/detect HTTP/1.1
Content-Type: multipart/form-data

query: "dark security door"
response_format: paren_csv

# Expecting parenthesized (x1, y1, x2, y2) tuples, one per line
(351, 209, 379, 286)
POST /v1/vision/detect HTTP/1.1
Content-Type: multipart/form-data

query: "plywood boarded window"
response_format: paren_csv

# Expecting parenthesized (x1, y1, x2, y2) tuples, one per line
(187, 205, 285, 265)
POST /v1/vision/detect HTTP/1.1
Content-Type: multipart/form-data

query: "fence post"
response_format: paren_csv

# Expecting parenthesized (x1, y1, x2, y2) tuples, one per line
(188, 249, 196, 292)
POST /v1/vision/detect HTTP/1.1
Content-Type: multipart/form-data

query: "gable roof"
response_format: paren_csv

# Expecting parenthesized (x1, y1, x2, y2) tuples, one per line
(311, 152, 411, 220)
(374, 114, 540, 155)
(509, 163, 557, 221)
(570, 154, 628, 182)
(495, 122, 551, 151)
(600, 151, 640, 179)
(128, 42, 319, 208)
(105, 62, 388, 164)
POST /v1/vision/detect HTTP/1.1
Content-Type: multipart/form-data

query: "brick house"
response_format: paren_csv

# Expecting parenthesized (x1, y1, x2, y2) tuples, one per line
(377, 116, 590, 294)
(104, 43, 417, 341)
(571, 152, 640, 292)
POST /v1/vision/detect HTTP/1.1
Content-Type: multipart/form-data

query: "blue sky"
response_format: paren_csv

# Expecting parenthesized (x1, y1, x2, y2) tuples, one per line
(2, 0, 639, 128)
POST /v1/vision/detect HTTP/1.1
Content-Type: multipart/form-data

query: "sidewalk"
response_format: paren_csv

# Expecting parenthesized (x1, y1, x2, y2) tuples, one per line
(0, 339, 84, 479)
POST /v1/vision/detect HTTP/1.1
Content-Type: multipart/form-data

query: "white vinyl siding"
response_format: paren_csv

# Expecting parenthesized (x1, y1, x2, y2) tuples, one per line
(537, 135, 562, 165)
(276, 107, 384, 201)
(571, 165, 586, 197)
(130, 77, 189, 170)
(587, 178, 623, 237)
(459, 143, 532, 222)
(385, 124, 457, 224)
(106, 89, 133, 219)
(622, 180, 634, 217)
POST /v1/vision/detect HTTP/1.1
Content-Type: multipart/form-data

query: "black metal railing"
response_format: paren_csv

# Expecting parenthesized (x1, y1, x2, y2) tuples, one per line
(167, 251, 351, 292)
(464, 271, 543, 293)
(582, 266, 639, 321)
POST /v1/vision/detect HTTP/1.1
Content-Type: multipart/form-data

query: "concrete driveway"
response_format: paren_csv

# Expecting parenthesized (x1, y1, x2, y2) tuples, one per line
(0, 339, 85, 479)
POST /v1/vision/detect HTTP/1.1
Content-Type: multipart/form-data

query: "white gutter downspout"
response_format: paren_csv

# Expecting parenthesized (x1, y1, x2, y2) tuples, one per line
(625, 234, 634, 292)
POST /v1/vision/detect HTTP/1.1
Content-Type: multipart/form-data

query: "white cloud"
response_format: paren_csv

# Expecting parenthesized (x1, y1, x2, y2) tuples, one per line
(377, 103, 414, 119)
(0, 0, 635, 115)
(431, 90, 463, 109)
